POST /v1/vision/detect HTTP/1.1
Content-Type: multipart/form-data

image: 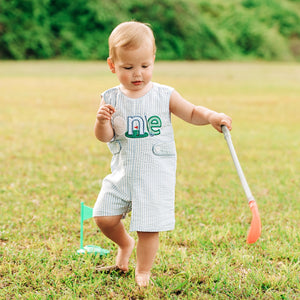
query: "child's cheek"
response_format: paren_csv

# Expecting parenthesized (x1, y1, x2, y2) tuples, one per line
(119, 72, 130, 85)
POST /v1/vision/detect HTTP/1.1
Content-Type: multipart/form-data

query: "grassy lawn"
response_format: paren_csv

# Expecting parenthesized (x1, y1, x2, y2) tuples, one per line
(0, 61, 299, 299)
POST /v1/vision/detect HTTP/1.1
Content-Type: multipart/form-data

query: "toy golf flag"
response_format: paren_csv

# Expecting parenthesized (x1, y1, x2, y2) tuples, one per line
(82, 201, 93, 221)
(77, 202, 110, 255)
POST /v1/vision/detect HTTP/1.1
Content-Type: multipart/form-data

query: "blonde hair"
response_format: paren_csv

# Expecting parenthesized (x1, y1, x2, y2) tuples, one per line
(108, 21, 156, 62)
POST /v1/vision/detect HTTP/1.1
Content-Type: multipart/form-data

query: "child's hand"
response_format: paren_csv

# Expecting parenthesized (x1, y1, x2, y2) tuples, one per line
(94, 103, 115, 142)
(96, 104, 116, 123)
(209, 112, 232, 133)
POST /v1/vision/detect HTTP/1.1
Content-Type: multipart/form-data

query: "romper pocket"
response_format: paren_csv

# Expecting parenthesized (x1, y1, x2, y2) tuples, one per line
(108, 140, 122, 155)
(152, 141, 176, 156)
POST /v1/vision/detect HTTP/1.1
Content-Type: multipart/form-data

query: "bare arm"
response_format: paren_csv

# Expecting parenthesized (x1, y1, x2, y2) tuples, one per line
(169, 90, 232, 132)
(94, 99, 116, 142)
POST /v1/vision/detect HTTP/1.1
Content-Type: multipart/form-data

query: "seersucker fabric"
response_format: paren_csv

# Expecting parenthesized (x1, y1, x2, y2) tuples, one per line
(93, 83, 177, 232)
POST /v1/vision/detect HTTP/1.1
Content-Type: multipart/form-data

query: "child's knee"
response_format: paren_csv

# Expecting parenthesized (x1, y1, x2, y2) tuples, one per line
(94, 215, 122, 230)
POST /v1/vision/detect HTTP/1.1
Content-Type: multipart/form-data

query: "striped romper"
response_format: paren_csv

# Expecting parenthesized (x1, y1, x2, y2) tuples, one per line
(93, 83, 177, 232)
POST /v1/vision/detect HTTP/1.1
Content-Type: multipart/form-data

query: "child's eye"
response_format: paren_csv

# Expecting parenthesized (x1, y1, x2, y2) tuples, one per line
(123, 67, 132, 70)
(142, 65, 149, 69)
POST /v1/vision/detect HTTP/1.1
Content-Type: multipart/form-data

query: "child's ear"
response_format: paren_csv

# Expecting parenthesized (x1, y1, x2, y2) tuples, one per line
(107, 58, 115, 73)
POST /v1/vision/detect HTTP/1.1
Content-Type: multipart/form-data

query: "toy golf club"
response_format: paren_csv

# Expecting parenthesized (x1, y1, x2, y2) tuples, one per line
(221, 125, 261, 244)
(77, 202, 110, 255)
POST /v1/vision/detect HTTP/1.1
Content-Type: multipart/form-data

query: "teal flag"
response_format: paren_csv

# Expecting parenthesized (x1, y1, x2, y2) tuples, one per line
(80, 202, 93, 249)
(77, 202, 109, 255)
(82, 202, 93, 221)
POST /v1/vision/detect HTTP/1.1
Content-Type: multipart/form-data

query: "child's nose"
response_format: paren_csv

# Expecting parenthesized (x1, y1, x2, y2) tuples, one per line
(133, 68, 142, 76)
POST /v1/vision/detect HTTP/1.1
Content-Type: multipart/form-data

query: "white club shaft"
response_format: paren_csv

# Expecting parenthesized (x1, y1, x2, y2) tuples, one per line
(222, 126, 255, 203)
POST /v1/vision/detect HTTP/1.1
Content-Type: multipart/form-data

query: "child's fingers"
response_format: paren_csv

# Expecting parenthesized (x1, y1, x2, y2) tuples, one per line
(101, 104, 115, 114)
(98, 105, 115, 117)
(97, 105, 115, 120)
(97, 111, 112, 120)
(106, 104, 116, 112)
(100, 106, 112, 115)
(98, 112, 111, 120)
(221, 117, 232, 131)
(213, 113, 232, 132)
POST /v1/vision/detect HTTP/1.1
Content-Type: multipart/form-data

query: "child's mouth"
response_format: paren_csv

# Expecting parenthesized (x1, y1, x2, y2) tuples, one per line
(132, 81, 143, 86)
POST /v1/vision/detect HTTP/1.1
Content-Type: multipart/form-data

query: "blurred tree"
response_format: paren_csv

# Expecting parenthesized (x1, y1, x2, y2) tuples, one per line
(0, 0, 53, 59)
(0, 0, 299, 60)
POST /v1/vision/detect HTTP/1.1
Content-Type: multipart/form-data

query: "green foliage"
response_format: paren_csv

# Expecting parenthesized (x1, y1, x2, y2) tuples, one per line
(48, 0, 123, 59)
(0, 0, 300, 60)
(0, 0, 53, 59)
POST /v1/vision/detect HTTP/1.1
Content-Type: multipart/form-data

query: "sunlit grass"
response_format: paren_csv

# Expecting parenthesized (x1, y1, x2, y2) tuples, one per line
(0, 61, 299, 299)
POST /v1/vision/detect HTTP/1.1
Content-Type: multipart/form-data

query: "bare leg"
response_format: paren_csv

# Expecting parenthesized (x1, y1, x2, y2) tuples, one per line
(135, 232, 159, 287)
(94, 216, 135, 272)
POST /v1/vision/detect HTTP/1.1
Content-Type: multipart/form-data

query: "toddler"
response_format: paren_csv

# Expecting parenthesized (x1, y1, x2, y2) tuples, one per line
(93, 21, 232, 287)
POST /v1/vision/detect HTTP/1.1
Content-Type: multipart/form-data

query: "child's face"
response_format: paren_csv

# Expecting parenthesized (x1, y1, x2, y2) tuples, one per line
(108, 41, 155, 96)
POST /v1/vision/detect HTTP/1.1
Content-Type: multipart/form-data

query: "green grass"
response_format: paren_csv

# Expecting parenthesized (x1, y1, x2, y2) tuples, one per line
(0, 61, 299, 299)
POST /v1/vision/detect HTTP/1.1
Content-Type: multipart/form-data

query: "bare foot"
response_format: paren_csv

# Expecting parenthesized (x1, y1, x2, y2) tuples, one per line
(116, 236, 135, 272)
(135, 272, 151, 287)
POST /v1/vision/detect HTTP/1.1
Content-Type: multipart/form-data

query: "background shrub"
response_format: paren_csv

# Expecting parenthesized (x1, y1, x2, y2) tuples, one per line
(0, 0, 299, 60)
